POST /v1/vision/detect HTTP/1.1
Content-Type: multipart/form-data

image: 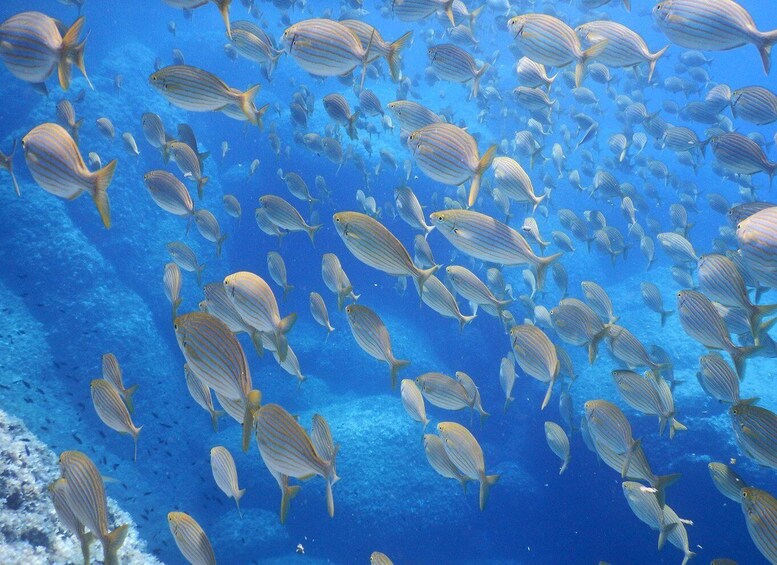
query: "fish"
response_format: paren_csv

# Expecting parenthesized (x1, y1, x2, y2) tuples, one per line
(167, 241, 206, 286)
(730, 86, 777, 125)
(407, 123, 496, 207)
(437, 422, 499, 511)
(173, 312, 260, 452)
(492, 156, 545, 214)
(323, 94, 360, 140)
(653, 0, 777, 73)
(258, 195, 322, 244)
(640, 282, 674, 326)
(423, 433, 470, 491)
(143, 170, 195, 219)
(400, 378, 429, 428)
(612, 370, 686, 438)
(254, 404, 338, 517)
(223, 271, 296, 362)
(229, 21, 283, 77)
(210, 446, 245, 516)
(169, 141, 209, 199)
(499, 356, 516, 414)
(345, 304, 409, 388)
(677, 290, 756, 378)
(430, 210, 562, 290)
(394, 186, 435, 237)
(507, 14, 608, 87)
(167, 511, 216, 565)
(101, 353, 138, 414)
(544, 421, 571, 474)
(22, 123, 116, 228)
(584, 400, 637, 463)
(49, 478, 93, 564)
(309, 292, 335, 338)
(96, 117, 115, 140)
(340, 21, 412, 82)
(90, 379, 141, 461)
(58, 451, 128, 565)
(697, 353, 751, 404)
(416, 274, 475, 329)
(416, 372, 472, 411)
(0, 12, 90, 90)
(333, 212, 439, 296)
(710, 133, 777, 181)
(278, 170, 316, 204)
(730, 402, 777, 469)
(510, 325, 559, 410)
(427, 43, 489, 99)
(149, 65, 263, 126)
(736, 206, 777, 288)
(606, 326, 669, 377)
(223, 194, 241, 220)
(310, 414, 338, 479)
(140, 112, 168, 155)
(267, 251, 293, 300)
(581, 281, 618, 324)
(741, 487, 777, 563)
(163, 262, 182, 322)
(708, 462, 748, 502)
(550, 298, 610, 364)
(321, 253, 360, 311)
(183, 364, 223, 432)
(55, 100, 83, 142)
(193, 210, 228, 257)
(392, 0, 455, 27)
(387, 100, 444, 137)
(370, 552, 394, 565)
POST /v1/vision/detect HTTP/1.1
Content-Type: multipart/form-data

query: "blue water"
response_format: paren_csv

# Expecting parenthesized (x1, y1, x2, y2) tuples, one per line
(1, 0, 777, 563)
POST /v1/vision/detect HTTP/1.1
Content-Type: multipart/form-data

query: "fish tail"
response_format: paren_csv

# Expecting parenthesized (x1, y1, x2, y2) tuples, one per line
(750, 304, 777, 344)
(658, 521, 678, 550)
(347, 110, 360, 141)
(387, 31, 413, 81)
(540, 376, 555, 410)
(479, 473, 500, 511)
(283, 284, 294, 302)
(59, 17, 87, 90)
(757, 28, 777, 73)
(210, 409, 225, 432)
(622, 0, 631, 10)
(459, 313, 477, 330)
(197, 176, 209, 200)
(92, 159, 117, 229)
(195, 263, 206, 287)
(72, 118, 84, 143)
(576, 39, 608, 87)
(442, 0, 456, 26)
(653, 473, 682, 507)
(534, 252, 562, 292)
(216, 234, 228, 258)
(254, 103, 270, 131)
(731, 344, 759, 380)
(280, 484, 301, 524)
(132, 426, 141, 462)
(471, 62, 489, 100)
(415, 264, 440, 298)
(238, 84, 262, 125)
(389, 358, 411, 389)
(648, 45, 669, 83)
(681, 550, 696, 565)
(216, 0, 233, 39)
(503, 396, 514, 415)
(468, 144, 497, 207)
(531, 192, 547, 216)
(103, 524, 128, 565)
(123, 384, 139, 414)
(669, 418, 687, 440)
(469, 5, 485, 29)
(307, 223, 323, 246)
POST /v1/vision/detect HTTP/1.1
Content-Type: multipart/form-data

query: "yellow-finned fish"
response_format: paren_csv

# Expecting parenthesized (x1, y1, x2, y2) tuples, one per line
(101, 353, 138, 414)
(437, 422, 499, 511)
(168, 511, 216, 565)
(90, 379, 142, 461)
(345, 304, 410, 388)
(210, 446, 245, 516)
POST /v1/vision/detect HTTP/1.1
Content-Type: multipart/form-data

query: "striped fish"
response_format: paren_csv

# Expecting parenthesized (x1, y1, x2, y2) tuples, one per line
(210, 446, 245, 516)
(437, 421, 499, 511)
(731, 86, 777, 125)
(345, 304, 409, 388)
(507, 14, 608, 87)
(544, 421, 570, 474)
(741, 488, 777, 563)
(223, 271, 296, 362)
(0, 12, 90, 90)
(414, 235, 437, 269)
(333, 211, 438, 296)
(223, 194, 241, 219)
(173, 312, 260, 451)
(697, 353, 748, 404)
(431, 210, 562, 290)
(202, 282, 264, 356)
(640, 282, 674, 326)
(393, 0, 455, 27)
(56, 100, 83, 142)
(710, 133, 777, 180)
(281, 19, 374, 88)
(321, 253, 359, 311)
(416, 274, 475, 329)
(423, 433, 470, 491)
(22, 123, 116, 228)
(395, 186, 434, 237)
(169, 141, 208, 199)
(576, 20, 668, 82)
(584, 400, 635, 459)
(428, 44, 489, 99)
(144, 170, 194, 219)
(582, 281, 617, 324)
(229, 22, 283, 76)
(49, 478, 93, 565)
(59, 451, 128, 565)
(278, 170, 316, 204)
(515, 56, 556, 89)
(95, 117, 115, 140)
(708, 462, 748, 502)
(183, 364, 223, 431)
(101, 353, 138, 414)
(657, 232, 698, 265)
(310, 414, 338, 479)
(90, 379, 141, 461)
(193, 210, 227, 258)
(407, 123, 496, 206)
(653, 0, 777, 73)
(309, 292, 335, 338)
(492, 156, 545, 214)
(416, 372, 472, 411)
(612, 370, 685, 438)
(606, 325, 668, 376)
(499, 356, 516, 414)
(140, 112, 168, 156)
(550, 298, 610, 364)
(255, 206, 288, 243)
(267, 251, 293, 300)
(168, 511, 216, 565)
(149, 65, 263, 126)
(387, 100, 443, 137)
(323, 94, 360, 140)
(598, 440, 679, 506)
(510, 324, 559, 410)
(736, 206, 777, 288)
(401, 378, 429, 427)
(358, 89, 384, 117)
(269, 342, 305, 385)
(371, 552, 394, 565)
(731, 402, 777, 469)
(677, 290, 755, 378)
(341, 21, 411, 81)
(254, 404, 338, 517)
(622, 482, 693, 560)
(258, 195, 321, 244)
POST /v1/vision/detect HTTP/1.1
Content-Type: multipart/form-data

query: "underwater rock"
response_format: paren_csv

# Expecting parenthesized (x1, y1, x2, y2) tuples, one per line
(0, 409, 161, 565)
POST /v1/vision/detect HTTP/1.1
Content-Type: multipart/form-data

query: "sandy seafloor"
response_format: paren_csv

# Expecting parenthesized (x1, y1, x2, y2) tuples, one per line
(1, 0, 777, 564)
